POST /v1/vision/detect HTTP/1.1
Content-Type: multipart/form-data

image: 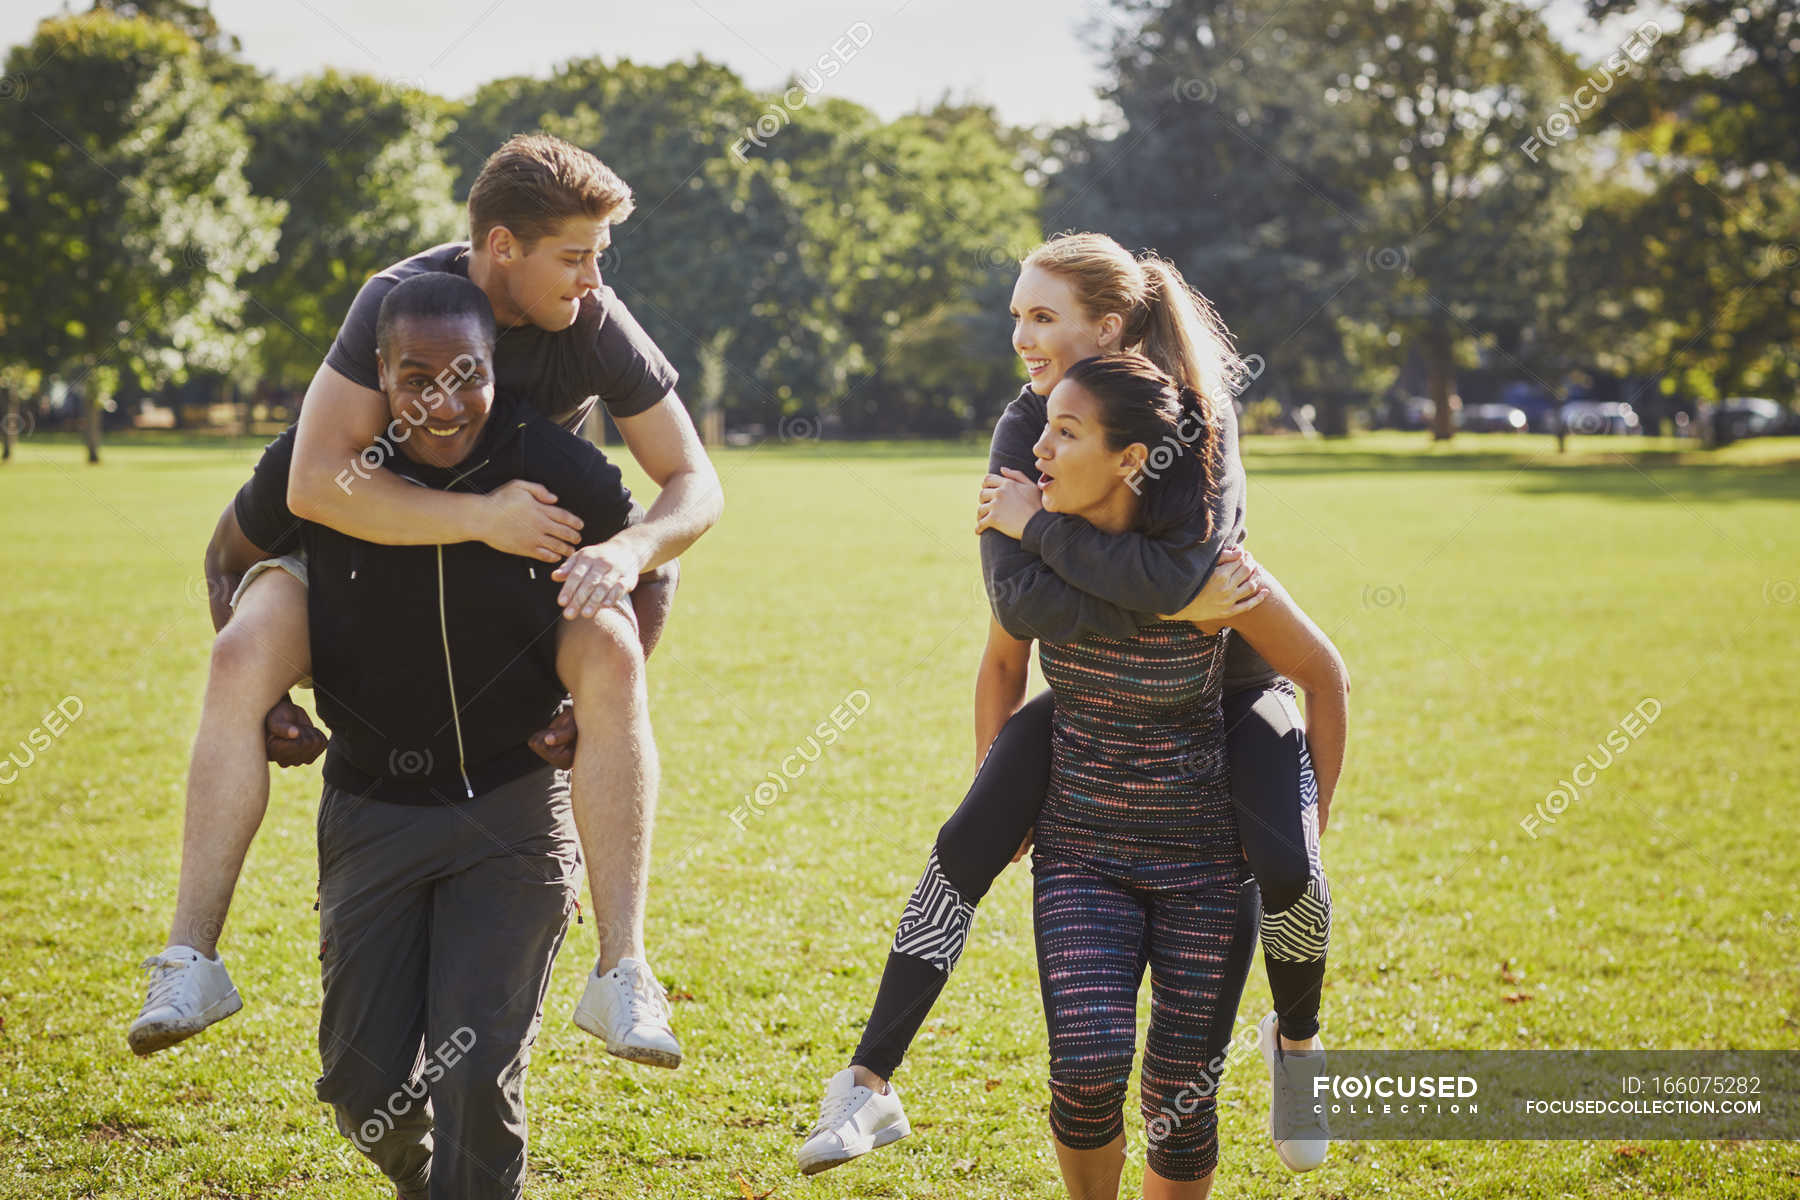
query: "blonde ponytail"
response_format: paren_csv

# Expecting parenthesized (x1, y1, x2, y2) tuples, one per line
(1134, 256, 1245, 425)
(1022, 233, 1243, 425)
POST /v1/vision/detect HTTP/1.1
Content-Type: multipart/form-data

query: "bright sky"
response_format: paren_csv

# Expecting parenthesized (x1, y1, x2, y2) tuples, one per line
(9, 0, 1108, 128)
(8, 0, 1629, 131)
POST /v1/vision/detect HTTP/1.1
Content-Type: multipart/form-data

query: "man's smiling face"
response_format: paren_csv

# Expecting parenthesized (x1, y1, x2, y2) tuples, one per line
(375, 314, 497, 469)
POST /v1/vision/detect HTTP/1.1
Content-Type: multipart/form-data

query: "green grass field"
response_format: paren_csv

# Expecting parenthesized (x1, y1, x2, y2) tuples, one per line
(1, 431, 1797, 1198)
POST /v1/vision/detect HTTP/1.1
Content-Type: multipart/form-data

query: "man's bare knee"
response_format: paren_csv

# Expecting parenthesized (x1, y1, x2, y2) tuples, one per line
(556, 610, 644, 700)
(638, 558, 679, 594)
(208, 607, 308, 698)
(208, 618, 277, 684)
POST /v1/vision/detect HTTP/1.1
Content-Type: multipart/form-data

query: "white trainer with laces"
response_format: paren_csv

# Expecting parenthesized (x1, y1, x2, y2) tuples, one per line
(1259, 1010, 1331, 1171)
(572, 957, 683, 1068)
(797, 1067, 911, 1176)
(128, 946, 242, 1056)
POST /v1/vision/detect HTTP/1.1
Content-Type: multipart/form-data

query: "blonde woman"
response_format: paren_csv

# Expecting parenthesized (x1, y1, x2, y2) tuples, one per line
(801, 235, 1345, 1182)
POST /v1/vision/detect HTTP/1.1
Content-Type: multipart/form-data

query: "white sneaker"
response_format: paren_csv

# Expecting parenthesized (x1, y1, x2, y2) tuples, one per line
(1259, 1010, 1330, 1171)
(572, 957, 683, 1068)
(797, 1068, 911, 1176)
(128, 946, 242, 1056)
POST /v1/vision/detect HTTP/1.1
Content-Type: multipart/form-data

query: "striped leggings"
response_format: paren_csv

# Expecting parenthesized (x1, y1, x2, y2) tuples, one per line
(852, 683, 1331, 1082)
(1033, 848, 1260, 1181)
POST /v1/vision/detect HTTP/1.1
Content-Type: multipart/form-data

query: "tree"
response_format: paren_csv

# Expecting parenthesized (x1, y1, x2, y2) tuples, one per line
(1062, 0, 1582, 440)
(453, 57, 840, 432)
(1047, 0, 1366, 416)
(0, 12, 281, 461)
(769, 97, 1042, 433)
(452, 61, 1039, 435)
(241, 71, 461, 395)
(1566, 0, 1800, 414)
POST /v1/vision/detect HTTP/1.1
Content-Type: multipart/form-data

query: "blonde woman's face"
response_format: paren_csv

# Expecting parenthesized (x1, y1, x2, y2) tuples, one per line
(1009, 264, 1123, 397)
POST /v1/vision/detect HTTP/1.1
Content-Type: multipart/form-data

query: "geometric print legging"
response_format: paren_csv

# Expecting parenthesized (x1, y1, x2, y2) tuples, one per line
(1033, 849, 1259, 1181)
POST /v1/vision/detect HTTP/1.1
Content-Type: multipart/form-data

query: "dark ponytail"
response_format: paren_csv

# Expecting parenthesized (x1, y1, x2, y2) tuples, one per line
(1061, 353, 1217, 541)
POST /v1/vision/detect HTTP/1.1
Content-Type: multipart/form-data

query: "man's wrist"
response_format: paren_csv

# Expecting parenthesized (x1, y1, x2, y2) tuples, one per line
(458, 489, 495, 545)
(604, 525, 657, 574)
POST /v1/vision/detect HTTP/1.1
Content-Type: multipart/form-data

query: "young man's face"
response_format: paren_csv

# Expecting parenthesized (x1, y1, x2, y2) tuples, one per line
(499, 216, 612, 332)
(375, 315, 497, 469)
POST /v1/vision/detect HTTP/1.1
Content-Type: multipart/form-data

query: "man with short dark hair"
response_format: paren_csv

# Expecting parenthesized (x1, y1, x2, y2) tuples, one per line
(211, 272, 639, 1198)
(132, 134, 721, 1069)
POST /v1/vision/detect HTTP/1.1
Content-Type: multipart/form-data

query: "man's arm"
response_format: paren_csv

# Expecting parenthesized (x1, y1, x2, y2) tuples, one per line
(286, 362, 583, 561)
(551, 390, 723, 618)
(215, 450, 329, 767)
(202, 503, 274, 633)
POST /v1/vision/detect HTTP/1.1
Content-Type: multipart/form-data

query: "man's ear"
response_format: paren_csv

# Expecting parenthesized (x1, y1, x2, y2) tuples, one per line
(488, 224, 515, 263)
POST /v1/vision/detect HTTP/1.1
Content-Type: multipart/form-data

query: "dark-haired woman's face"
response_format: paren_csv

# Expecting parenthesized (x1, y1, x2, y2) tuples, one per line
(1032, 379, 1146, 519)
(1010, 265, 1122, 397)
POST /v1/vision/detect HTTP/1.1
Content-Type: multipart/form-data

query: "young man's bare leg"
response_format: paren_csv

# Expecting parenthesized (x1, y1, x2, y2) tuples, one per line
(628, 559, 678, 659)
(529, 561, 676, 765)
(557, 599, 681, 1067)
(132, 566, 312, 1055)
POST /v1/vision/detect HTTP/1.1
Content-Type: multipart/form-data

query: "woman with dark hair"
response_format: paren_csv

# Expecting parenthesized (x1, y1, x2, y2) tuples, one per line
(801, 235, 1347, 1185)
(1013, 352, 1346, 1197)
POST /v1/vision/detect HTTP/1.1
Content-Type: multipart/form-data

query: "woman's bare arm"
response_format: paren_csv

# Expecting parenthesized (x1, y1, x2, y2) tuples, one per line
(1202, 572, 1350, 830)
(975, 615, 1034, 773)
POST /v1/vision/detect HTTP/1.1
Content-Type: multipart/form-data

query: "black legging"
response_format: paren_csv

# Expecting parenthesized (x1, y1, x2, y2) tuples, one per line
(850, 683, 1330, 1079)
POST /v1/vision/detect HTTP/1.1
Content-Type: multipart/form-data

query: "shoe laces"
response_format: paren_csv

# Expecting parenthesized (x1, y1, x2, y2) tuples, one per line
(808, 1085, 866, 1140)
(618, 962, 671, 1026)
(1275, 1052, 1326, 1137)
(139, 953, 193, 1012)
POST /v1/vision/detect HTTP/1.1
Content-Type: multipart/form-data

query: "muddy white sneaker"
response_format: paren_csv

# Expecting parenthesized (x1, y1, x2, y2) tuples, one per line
(128, 946, 242, 1056)
(1259, 1010, 1330, 1170)
(572, 957, 682, 1069)
(798, 1067, 911, 1176)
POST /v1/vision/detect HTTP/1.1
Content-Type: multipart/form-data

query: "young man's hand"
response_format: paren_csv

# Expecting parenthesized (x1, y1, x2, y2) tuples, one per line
(479, 479, 585, 563)
(265, 697, 327, 767)
(528, 704, 578, 770)
(552, 536, 648, 623)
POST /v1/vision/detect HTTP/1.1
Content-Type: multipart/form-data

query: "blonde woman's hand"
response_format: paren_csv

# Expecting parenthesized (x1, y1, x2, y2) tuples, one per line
(1157, 546, 1268, 625)
(975, 468, 1043, 539)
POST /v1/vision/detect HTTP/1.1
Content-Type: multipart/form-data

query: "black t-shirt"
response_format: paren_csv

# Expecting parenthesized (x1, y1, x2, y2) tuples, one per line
(324, 241, 679, 433)
(234, 398, 636, 803)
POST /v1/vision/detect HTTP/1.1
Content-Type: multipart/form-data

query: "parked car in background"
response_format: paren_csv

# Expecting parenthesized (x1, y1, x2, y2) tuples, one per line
(1377, 395, 1439, 431)
(1500, 381, 1560, 432)
(1712, 397, 1790, 439)
(1559, 399, 1641, 435)
(1462, 403, 1529, 433)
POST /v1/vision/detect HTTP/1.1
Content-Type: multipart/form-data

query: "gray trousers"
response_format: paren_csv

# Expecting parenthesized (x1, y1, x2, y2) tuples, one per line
(314, 765, 579, 1200)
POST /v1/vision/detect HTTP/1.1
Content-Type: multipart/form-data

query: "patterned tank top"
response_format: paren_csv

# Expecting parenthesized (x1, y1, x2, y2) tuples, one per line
(1035, 619, 1241, 863)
